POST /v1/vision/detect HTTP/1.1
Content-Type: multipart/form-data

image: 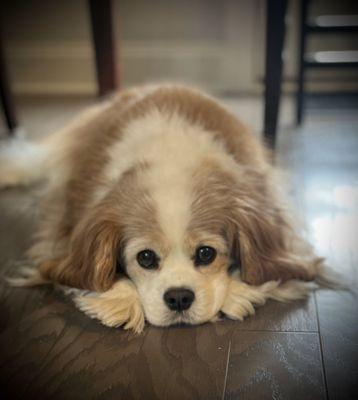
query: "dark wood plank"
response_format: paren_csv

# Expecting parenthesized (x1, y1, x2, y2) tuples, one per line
(232, 296, 318, 333)
(225, 331, 326, 400)
(0, 188, 45, 331)
(0, 309, 232, 400)
(0, 297, 87, 399)
(316, 290, 358, 400)
(282, 99, 358, 400)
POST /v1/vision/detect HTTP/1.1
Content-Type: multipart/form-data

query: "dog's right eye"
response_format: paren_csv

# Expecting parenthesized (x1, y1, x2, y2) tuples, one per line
(136, 249, 159, 269)
(194, 246, 217, 266)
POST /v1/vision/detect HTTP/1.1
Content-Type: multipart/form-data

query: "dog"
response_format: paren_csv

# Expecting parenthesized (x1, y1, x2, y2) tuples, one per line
(0, 84, 327, 333)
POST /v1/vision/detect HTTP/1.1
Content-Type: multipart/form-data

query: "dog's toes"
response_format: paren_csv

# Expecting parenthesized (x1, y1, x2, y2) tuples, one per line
(74, 289, 145, 334)
(221, 296, 256, 321)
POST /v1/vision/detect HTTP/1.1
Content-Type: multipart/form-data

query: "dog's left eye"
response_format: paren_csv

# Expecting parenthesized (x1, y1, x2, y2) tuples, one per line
(195, 246, 217, 266)
(137, 249, 159, 269)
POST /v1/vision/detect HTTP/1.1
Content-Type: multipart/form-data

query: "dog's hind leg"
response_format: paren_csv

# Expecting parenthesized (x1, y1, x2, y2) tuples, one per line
(0, 137, 50, 188)
(0, 101, 112, 189)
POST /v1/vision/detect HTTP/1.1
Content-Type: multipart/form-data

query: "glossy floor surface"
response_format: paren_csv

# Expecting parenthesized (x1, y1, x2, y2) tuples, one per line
(0, 95, 357, 399)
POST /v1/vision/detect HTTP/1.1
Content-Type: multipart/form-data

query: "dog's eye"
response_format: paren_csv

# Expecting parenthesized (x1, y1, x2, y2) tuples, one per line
(195, 246, 217, 266)
(136, 249, 159, 269)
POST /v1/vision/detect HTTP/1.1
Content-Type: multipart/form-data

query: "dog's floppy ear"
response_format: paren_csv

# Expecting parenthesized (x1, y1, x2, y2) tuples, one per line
(232, 170, 322, 285)
(40, 206, 121, 291)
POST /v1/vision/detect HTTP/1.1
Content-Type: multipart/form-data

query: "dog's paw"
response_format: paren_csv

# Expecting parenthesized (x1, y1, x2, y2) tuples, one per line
(221, 276, 315, 321)
(74, 279, 145, 334)
(220, 280, 267, 321)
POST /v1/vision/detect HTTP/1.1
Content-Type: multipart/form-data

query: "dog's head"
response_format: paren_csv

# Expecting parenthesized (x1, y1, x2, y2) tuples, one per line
(42, 152, 315, 327)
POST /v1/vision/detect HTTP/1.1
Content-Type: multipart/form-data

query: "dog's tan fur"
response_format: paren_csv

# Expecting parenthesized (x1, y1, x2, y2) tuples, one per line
(1, 84, 325, 333)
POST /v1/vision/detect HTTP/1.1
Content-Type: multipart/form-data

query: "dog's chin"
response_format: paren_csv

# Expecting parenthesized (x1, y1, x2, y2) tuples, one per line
(149, 313, 196, 327)
(146, 310, 216, 327)
(166, 312, 195, 327)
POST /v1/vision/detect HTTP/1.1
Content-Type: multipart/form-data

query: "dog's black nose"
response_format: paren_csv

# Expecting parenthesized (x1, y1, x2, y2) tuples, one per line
(163, 288, 195, 312)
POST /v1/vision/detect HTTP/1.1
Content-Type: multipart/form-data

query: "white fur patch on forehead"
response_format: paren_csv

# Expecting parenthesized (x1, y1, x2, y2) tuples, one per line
(127, 109, 223, 245)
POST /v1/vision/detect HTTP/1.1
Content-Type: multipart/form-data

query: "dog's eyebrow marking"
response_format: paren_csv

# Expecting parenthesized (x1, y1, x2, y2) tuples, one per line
(188, 159, 237, 238)
(111, 162, 164, 242)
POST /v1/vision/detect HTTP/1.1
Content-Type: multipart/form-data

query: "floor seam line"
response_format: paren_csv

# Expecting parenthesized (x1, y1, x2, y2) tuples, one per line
(221, 340, 231, 400)
(314, 292, 330, 400)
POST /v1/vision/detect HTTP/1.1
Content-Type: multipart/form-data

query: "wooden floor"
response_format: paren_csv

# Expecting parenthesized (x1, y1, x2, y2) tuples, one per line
(0, 95, 357, 400)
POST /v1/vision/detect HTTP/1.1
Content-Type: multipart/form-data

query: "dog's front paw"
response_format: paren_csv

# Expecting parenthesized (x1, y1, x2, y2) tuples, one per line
(221, 275, 315, 322)
(74, 279, 145, 334)
(220, 279, 279, 321)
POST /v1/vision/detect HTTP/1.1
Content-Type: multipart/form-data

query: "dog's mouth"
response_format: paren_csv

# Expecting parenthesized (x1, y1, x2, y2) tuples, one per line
(161, 310, 196, 326)
(169, 311, 191, 324)
(144, 305, 219, 327)
(164, 307, 215, 326)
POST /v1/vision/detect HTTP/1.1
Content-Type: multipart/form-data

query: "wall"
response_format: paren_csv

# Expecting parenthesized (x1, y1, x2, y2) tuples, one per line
(2, 0, 358, 96)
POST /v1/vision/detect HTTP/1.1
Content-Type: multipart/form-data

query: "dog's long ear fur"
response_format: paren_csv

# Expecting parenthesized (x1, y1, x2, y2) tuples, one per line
(232, 168, 322, 285)
(40, 206, 121, 291)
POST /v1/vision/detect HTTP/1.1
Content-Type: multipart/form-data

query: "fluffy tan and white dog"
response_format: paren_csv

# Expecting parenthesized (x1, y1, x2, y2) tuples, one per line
(1, 84, 327, 333)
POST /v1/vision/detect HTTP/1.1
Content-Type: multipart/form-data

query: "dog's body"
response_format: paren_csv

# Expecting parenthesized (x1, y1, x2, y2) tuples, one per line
(1, 85, 325, 333)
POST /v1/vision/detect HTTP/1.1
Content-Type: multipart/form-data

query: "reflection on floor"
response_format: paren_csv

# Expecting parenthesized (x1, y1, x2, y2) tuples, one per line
(0, 94, 357, 399)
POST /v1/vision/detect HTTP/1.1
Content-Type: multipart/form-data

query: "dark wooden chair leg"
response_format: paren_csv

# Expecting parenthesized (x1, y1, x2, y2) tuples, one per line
(296, 0, 309, 125)
(0, 27, 17, 134)
(263, 0, 288, 148)
(88, 0, 119, 97)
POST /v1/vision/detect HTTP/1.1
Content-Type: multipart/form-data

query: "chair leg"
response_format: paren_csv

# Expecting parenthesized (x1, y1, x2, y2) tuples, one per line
(0, 28, 18, 134)
(296, 0, 309, 125)
(88, 0, 119, 97)
(263, 0, 288, 148)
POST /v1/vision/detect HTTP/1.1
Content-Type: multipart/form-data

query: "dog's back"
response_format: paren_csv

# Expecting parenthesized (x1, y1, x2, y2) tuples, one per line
(0, 85, 267, 230)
